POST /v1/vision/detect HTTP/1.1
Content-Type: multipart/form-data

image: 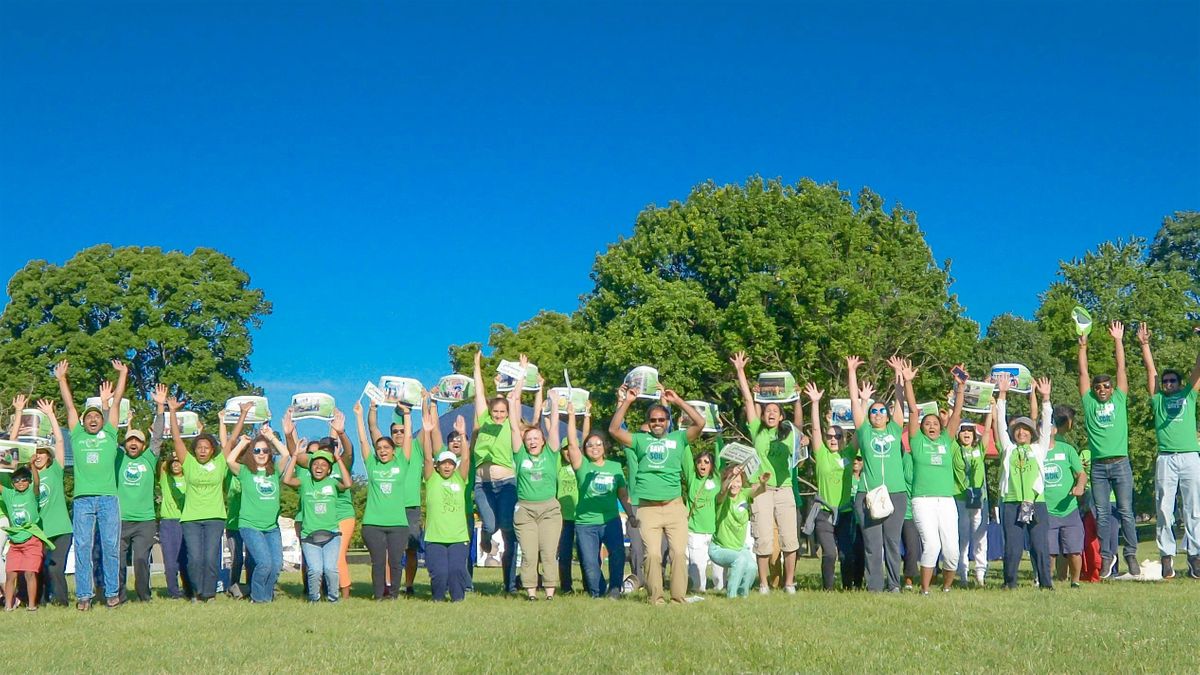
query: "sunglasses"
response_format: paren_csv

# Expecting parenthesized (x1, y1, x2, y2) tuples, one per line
(252, 447, 271, 455)
(12, 476, 30, 482)
(868, 408, 888, 415)
(825, 432, 841, 439)
(648, 417, 669, 423)
(1162, 378, 1180, 385)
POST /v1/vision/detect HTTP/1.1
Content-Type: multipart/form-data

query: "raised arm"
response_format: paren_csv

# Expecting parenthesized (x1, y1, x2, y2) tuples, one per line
(353, 402, 372, 466)
(846, 356, 865, 428)
(544, 391, 561, 454)
(581, 400, 591, 440)
(282, 447, 300, 487)
(994, 377, 1014, 450)
(455, 415, 471, 480)
(793, 381, 805, 429)
(148, 384, 167, 456)
(1077, 334, 1091, 398)
(333, 454, 353, 490)
(36, 399, 67, 467)
(330, 410, 354, 474)
(889, 358, 908, 427)
(896, 357, 919, 438)
(730, 351, 759, 423)
(54, 360, 79, 430)
(1191, 344, 1200, 392)
(225, 435, 249, 474)
(8, 394, 25, 440)
(565, 399, 582, 471)
(422, 414, 436, 480)
(1035, 377, 1053, 446)
(530, 371, 544, 429)
(608, 384, 635, 449)
(109, 360, 129, 429)
(426, 394, 443, 453)
(805, 383, 825, 447)
(472, 349, 487, 432)
(281, 407, 297, 455)
(1137, 323, 1157, 396)
(366, 400, 383, 443)
(507, 387, 524, 452)
(167, 398, 189, 464)
(666, 389, 706, 443)
(1110, 321, 1128, 395)
(945, 364, 966, 435)
(226, 401, 253, 453)
(400, 404, 413, 461)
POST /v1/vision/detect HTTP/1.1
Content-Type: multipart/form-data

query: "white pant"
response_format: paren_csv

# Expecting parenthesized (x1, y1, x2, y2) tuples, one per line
(687, 531, 724, 591)
(912, 496, 960, 571)
(956, 500, 989, 579)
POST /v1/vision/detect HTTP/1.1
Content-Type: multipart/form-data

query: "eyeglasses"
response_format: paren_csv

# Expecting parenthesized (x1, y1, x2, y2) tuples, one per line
(584, 441, 604, 448)
(252, 447, 271, 455)
(648, 417, 669, 423)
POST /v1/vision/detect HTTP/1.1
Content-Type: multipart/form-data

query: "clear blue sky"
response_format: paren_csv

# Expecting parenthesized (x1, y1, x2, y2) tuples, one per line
(2, 1, 1198, 433)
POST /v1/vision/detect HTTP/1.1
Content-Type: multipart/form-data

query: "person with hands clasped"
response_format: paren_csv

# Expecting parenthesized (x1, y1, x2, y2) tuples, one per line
(708, 465, 770, 598)
(224, 422, 291, 603)
(354, 399, 413, 601)
(282, 420, 354, 603)
(422, 411, 473, 602)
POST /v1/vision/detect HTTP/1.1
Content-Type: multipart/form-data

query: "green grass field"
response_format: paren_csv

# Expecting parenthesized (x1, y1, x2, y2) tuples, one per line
(6, 538, 1197, 673)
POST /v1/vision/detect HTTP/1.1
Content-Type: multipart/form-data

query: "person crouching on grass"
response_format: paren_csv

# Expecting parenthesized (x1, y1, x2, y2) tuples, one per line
(708, 464, 770, 598)
(2, 465, 53, 612)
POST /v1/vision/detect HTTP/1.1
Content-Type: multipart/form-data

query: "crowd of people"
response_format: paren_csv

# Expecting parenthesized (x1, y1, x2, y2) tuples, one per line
(0, 321, 1197, 610)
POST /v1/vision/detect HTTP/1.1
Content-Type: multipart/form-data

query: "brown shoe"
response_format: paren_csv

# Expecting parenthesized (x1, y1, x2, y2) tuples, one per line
(1162, 556, 1176, 579)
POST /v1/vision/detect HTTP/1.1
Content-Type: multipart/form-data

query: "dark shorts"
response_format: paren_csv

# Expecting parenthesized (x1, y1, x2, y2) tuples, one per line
(1048, 511, 1084, 555)
(405, 507, 423, 550)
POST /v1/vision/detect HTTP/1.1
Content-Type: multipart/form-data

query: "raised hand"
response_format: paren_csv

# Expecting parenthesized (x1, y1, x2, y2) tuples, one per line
(98, 380, 115, 405)
(662, 388, 682, 405)
(453, 414, 466, 436)
(282, 407, 295, 437)
(1035, 377, 1052, 397)
(368, 400, 378, 413)
(565, 398, 576, 417)
(1109, 321, 1125, 341)
(260, 423, 277, 439)
(886, 355, 904, 375)
(804, 382, 824, 402)
(900, 359, 918, 382)
(846, 355, 863, 372)
(12, 394, 27, 412)
(152, 383, 168, 406)
(996, 373, 1011, 394)
(352, 401, 363, 415)
(239, 401, 255, 416)
(1137, 322, 1150, 345)
(730, 351, 749, 371)
(330, 409, 346, 434)
(858, 382, 876, 401)
(111, 360, 128, 376)
(54, 360, 69, 381)
(35, 399, 55, 416)
(166, 397, 183, 413)
(950, 364, 968, 384)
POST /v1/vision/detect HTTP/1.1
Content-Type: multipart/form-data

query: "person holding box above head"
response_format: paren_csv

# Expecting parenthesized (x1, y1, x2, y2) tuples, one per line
(729, 351, 804, 594)
(224, 422, 291, 603)
(353, 399, 412, 601)
(608, 380, 707, 605)
(1137, 322, 1200, 579)
(1078, 321, 1139, 578)
(115, 385, 165, 604)
(367, 399, 424, 597)
(54, 358, 128, 611)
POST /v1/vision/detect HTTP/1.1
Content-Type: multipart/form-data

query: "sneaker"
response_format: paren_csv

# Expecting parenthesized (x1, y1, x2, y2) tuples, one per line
(1188, 556, 1200, 579)
(525, 595, 538, 602)
(1125, 555, 1141, 577)
(784, 585, 796, 595)
(920, 590, 930, 596)
(1162, 556, 1176, 579)
(1070, 581, 1081, 588)
(403, 586, 415, 598)
(1100, 556, 1117, 579)
(758, 584, 769, 595)
(903, 584, 914, 592)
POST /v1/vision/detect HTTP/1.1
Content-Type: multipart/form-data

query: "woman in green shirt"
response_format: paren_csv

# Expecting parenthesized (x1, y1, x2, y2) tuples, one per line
(422, 406, 473, 602)
(225, 423, 291, 603)
(993, 376, 1055, 590)
(29, 398, 73, 607)
(953, 417, 991, 586)
(805, 383, 860, 590)
(1, 464, 48, 611)
(353, 401, 412, 601)
(708, 464, 769, 598)
(508, 386, 562, 600)
(283, 442, 353, 603)
(685, 449, 721, 593)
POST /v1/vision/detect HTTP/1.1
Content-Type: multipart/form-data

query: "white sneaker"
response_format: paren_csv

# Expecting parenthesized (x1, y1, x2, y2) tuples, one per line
(758, 584, 770, 595)
(784, 585, 796, 594)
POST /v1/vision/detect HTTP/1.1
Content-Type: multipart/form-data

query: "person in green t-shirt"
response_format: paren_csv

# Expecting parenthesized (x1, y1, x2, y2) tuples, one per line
(507, 385, 563, 600)
(26, 398, 73, 607)
(367, 400, 425, 597)
(224, 422, 292, 603)
(609, 381, 707, 605)
(115, 424, 159, 603)
(1077, 320, 1138, 577)
(846, 355, 907, 593)
(684, 449, 722, 593)
(353, 400, 413, 601)
(730, 352, 804, 594)
(804, 383, 863, 591)
(952, 418, 991, 586)
(708, 464, 770, 598)
(422, 406, 473, 602)
(55, 358, 128, 610)
(283, 442, 353, 603)
(1138, 322, 1200, 578)
(553, 400, 590, 595)
(1045, 406, 1088, 587)
(1, 464, 51, 611)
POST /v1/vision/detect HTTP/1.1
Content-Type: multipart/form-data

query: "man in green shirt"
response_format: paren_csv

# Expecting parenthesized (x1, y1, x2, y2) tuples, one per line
(1078, 321, 1139, 577)
(116, 421, 160, 603)
(1138, 323, 1200, 579)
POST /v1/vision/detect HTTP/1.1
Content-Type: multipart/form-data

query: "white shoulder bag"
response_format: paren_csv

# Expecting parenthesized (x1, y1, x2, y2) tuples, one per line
(864, 436, 894, 520)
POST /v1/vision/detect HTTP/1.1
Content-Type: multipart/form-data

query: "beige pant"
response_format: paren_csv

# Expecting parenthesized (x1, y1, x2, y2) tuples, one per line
(514, 499, 563, 590)
(638, 498, 688, 604)
(751, 486, 799, 556)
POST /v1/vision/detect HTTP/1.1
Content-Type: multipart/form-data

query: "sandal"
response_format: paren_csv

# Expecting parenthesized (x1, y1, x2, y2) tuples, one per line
(77, 600, 92, 611)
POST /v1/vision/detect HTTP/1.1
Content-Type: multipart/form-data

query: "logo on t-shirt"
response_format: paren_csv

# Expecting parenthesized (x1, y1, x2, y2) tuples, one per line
(86, 451, 100, 464)
(590, 473, 615, 496)
(871, 435, 894, 457)
(1164, 395, 1187, 422)
(254, 476, 277, 498)
(1095, 402, 1115, 427)
(11, 507, 29, 526)
(38, 483, 50, 509)
(1043, 463, 1063, 486)
(123, 463, 146, 485)
(646, 440, 669, 467)
(380, 482, 393, 495)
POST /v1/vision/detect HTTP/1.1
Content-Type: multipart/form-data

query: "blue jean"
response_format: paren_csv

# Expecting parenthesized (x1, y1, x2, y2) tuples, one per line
(227, 528, 255, 589)
(708, 543, 755, 598)
(1091, 458, 1138, 559)
(301, 535, 341, 602)
(577, 518, 626, 597)
(475, 478, 518, 592)
(426, 541, 469, 602)
(159, 519, 192, 598)
(182, 519, 225, 599)
(1156, 452, 1200, 557)
(239, 527, 282, 603)
(72, 495, 121, 601)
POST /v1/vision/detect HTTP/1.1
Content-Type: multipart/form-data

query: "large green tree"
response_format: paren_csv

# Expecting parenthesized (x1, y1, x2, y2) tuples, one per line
(1148, 210, 1200, 307)
(0, 245, 272, 423)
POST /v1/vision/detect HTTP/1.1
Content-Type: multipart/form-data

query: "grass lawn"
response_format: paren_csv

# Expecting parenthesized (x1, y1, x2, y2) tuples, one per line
(5, 537, 1197, 673)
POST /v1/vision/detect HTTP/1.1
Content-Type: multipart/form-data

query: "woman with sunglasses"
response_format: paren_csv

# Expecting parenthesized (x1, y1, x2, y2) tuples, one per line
(685, 448, 722, 593)
(993, 375, 1055, 589)
(953, 414, 991, 586)
(846, 355, 908, 592)
(224, 424, 290, 603)
(804, 383, 861, 590)
(352, 400, 413, 601)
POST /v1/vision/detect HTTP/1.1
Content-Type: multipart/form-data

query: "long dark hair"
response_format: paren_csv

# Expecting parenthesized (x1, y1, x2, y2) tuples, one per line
(238, 434, 276, 475)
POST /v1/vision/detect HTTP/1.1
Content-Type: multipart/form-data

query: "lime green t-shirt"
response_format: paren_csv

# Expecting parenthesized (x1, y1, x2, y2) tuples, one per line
(1082, 388, 1129, 460)
(713, 488, 751, 549)
(748, 419, 794, 488)
(159, 470, 186, 520)
(516, 447, 558, 502)
(1043, 437, 1084, 517)
(1002, 446, 1044, 504)
(2, 485, 41, 544)
(404, 437, 424, 508)
(952, 442, 987, 500)
(1152, 386, 1199, 453)
(180, 453, 229, 522)
(425, 472, 469, 544)
(116, 450, 158, 522)
(575, 459, 626, 526)
(70, 423, 120, 497)
(855, 422, 906, 494)
(237, 468, 281, 531)
(686, 461, 720, 534)
(628, 430, 689, 502)
(905, 432, 957, 498)
(328, 458, 356, 522)
(557, 459, 579, 521)
(37, 461, 73, 538)
(474, 411, 515, 469)
(813, 443, 855, 512)
(364, 454, 408, 527)
(298, 468, 343, 537)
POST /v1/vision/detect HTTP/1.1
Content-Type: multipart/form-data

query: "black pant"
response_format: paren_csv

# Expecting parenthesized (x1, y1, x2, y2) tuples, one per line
(118, 520, 157, 602)
(1001, 501, 1053, 589)
(853, 492, 907, 592)
(41, 533, 73, 606)
(901, 518, 921, 580)
(814, 509, 864, 590)
(361, 525, 409, 600)
(427, 542, 469, 602)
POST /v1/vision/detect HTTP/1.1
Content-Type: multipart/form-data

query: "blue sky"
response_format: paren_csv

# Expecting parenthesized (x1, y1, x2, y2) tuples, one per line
(2, 1, 1198, 435)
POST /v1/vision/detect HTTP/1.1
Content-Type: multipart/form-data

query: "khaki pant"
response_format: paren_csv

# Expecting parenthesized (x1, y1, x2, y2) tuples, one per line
(750, 486, 799, 556)
(514, 499, 563, 590)
(638, 498, 688, 604)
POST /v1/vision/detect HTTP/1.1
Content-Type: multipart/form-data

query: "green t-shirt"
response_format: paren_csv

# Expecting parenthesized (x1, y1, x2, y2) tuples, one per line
(952, 442, 987, 500)
(813, 443, 855, 512)
(516, 447, 558, 502)
(329, 459, 356, 522)
(749, 419, 794, 488)
(298, 469, 343, 537)
(116, 450, 158, 522)
(628, 430, 689, 502)
(364, 454, 408, 527)
(557, 459, 579, 521)
(180, 454, 229, 522)
(713, 488, 751, 549)
(1152, 386, 1199, 454)
(237, 468, 281, 531)
(686, 461, 720, 534)
(425, 472, 469, 543)
(1043, 437, 1084, 517)
(1002, 446, 1045, 504)
(855, 423, 906, 494)
(1082, 388, 1129, 460)
(2, 485, 41, 543)
(474, 411, 515, 469)
(575, 459, 626, 526)
(37, 461, 73, 537)
(159, 471, 186, 520)
(404, 437, 424, 508)
(70, 423, 120, 497)
(905, 432, 957, 498)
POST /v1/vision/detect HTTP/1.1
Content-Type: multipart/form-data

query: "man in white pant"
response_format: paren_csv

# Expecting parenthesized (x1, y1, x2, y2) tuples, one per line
(953, 423, 989, 585)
